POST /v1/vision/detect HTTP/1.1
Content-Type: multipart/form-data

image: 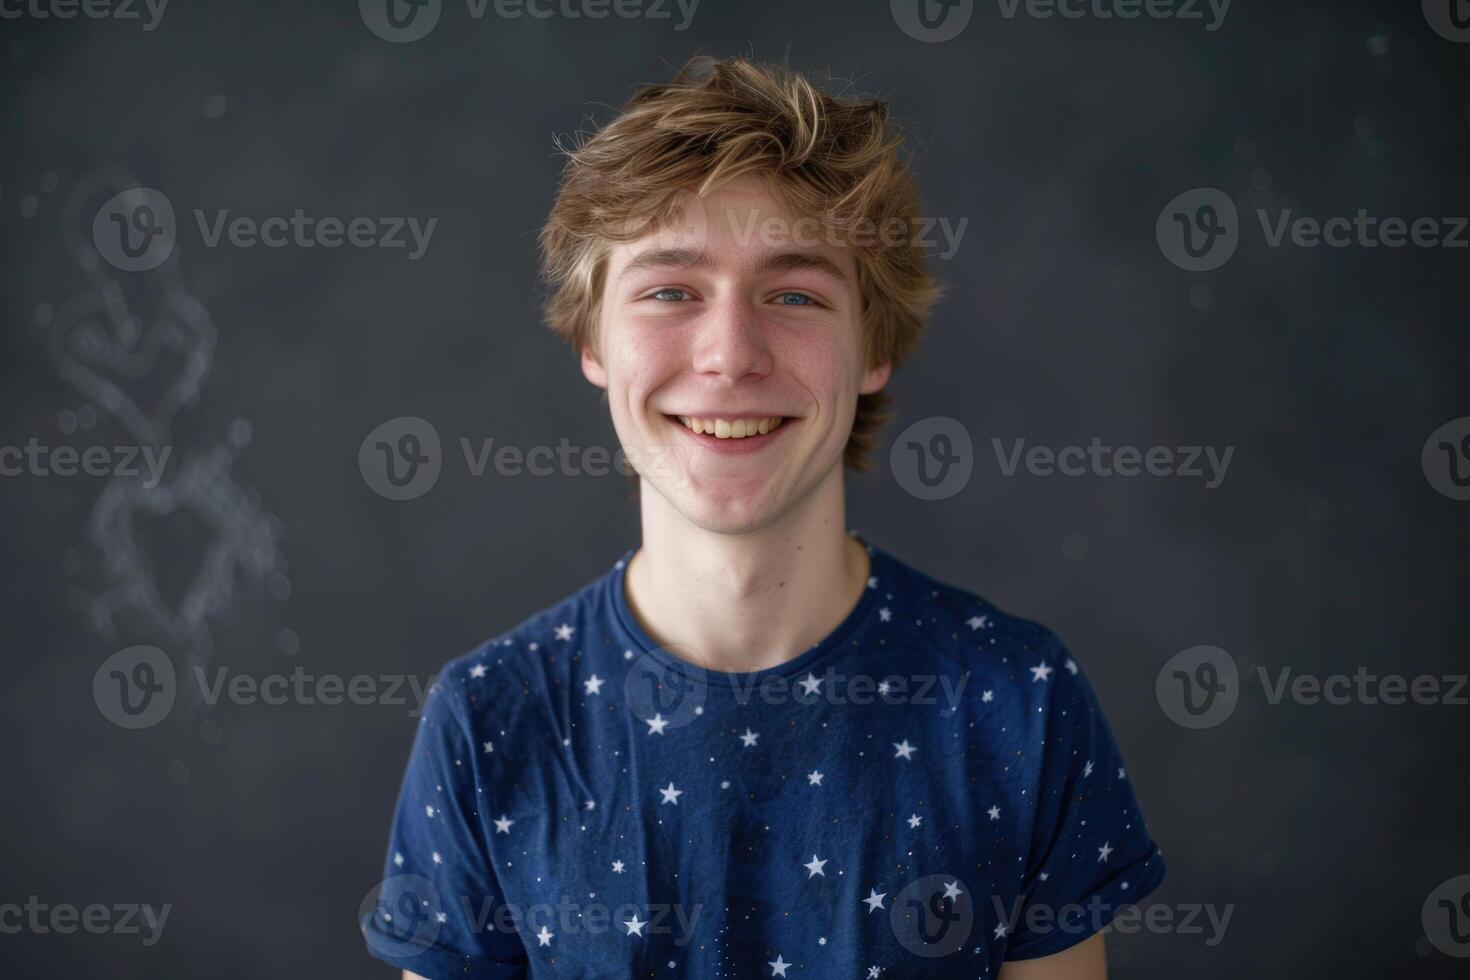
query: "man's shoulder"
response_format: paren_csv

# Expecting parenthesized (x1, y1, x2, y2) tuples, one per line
(875, 542, 1067, 669)
(425, 555, 623, 714)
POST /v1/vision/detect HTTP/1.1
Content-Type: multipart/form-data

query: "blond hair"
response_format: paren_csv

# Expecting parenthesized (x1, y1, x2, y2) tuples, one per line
(538, 55, 941, 471)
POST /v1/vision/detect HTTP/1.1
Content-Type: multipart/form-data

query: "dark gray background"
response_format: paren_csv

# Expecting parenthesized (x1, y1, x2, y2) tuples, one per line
(2, 0, 1467, 976)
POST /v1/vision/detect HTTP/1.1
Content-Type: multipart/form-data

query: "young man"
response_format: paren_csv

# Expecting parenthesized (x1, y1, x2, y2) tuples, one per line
(364, 56, 1165, 979)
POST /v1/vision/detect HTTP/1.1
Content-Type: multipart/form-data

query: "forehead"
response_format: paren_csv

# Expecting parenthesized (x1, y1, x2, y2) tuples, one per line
(606, 173, 859, 284)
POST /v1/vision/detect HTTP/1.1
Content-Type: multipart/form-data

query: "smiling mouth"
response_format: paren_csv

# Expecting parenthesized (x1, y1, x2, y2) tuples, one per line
(668, 415, 788, 440)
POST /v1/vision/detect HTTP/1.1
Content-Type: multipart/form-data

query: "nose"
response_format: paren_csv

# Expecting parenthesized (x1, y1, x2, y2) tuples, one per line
(690, 292, 774, 381)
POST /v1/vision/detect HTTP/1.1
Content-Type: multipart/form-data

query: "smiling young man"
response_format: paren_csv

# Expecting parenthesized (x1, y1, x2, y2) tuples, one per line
(364, 56, 1165, 978)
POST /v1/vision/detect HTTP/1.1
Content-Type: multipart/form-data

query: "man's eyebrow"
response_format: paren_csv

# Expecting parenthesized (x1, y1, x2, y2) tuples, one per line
(755, 250, 851, 285)
(615, 247, 852, 286)
(617, 247, 713, 279)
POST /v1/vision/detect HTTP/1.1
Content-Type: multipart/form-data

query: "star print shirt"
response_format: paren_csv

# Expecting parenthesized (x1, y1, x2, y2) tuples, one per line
(362, 539, 1166, 978)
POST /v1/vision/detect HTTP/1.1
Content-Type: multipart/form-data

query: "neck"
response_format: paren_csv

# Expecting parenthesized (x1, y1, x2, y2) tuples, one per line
(624, 467, 869, 674)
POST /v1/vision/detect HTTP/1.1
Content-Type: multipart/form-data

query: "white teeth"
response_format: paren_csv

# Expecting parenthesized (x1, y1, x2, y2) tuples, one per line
(676, 415, 785, 439)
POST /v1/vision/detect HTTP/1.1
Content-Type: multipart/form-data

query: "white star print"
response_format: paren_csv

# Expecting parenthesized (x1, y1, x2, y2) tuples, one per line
(893, 739, 916, 760)
(554, 623, 574, 641)
(424, 805, 435, 818)
(804, 854, 828, 877)
(878, 680, 891, 695)
(867, 968, 881, 979)
(1084, 761, 1094, 777)
(624, 913, 646, 937)
(967, 615, 989, 630)
(535, 925, 553, 947)
(863, 888, 886, 913)
(907, 814, 922, 828)
(612, 860, 625, 874)
(1098, 841, 1114, 862)
(393, 852, 404, 867)
(994, 921, 1008, 939)
(1030, 662, 1054, 682)
(482, 740, 494, 754)
(987, 805, 1001, 820)
(583, 674, 604, 695)
(431, 851, 442, 865)
(1118, 767, 1127, 779)
(942, 881, 962, 901)
(797, 673, 822, 696)
(469, 663, 487, 679)
(493, 814, 513, 834)
(1064, 658, 1079, 675)
(659, 782, 683, 805)
(768, 954, 791, 976)
(879, 607, 892, 622)
(645, 713, 670, 735)
(739, 728, 759, 747)
(982, 689, 994, 703)
(807, 770, 824, 786)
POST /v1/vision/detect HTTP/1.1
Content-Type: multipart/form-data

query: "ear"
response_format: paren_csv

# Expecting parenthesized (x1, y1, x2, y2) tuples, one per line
(580, 343, 608, 389)
(859, 359, 892, 395)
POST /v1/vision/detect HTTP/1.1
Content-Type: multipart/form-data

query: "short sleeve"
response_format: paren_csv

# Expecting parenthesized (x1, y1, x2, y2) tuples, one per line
(1003, 636, 1167, 961)
(361, 680, 528, 978)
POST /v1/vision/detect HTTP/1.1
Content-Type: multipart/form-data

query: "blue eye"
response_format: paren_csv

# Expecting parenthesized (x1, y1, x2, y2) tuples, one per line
(650, 288, 689, 302)
(774, 292, 814, 306)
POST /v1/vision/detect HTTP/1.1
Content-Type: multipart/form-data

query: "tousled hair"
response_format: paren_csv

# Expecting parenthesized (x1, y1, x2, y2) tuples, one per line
(538, 55, 941, 471)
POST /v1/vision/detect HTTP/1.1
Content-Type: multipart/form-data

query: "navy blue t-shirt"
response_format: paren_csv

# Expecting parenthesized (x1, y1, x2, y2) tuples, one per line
(362, 538, 1165, 978)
